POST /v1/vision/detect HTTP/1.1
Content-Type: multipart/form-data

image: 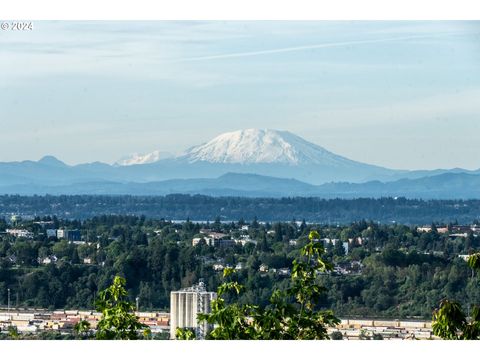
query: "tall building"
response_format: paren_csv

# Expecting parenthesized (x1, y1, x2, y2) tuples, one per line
(169, 281, 217, 339)
(56, 229, 81, 241)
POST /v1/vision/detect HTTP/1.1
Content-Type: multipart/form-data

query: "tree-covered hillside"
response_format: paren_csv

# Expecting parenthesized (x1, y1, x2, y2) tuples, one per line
(0, 215, 479, 319)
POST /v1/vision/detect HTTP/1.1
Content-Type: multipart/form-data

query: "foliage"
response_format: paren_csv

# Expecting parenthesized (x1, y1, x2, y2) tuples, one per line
(432, 253, 480, 339)
(330, 330, 343, 340)
(74, 319, 92, 339)
(95, 276, 147, 340)
(7, 325, 19, 339)
(188, 231, 340, 340)
(1, 214, 479, 321)
(175, 328, 196, 340)
(358, 329, 371, 340)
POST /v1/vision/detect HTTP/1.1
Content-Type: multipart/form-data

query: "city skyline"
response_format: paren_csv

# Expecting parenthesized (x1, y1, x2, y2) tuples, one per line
(1, 21, 479, 170)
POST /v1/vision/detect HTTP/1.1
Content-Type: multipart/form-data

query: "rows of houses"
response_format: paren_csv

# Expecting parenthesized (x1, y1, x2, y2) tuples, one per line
(328, 318, 436, 340)
(0, 309, 169, 335)
(417, 224, 480, 236)
(0, 307, 436, 340)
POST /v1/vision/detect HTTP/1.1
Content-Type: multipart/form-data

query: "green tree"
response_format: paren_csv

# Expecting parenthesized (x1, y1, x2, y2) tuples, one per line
(175, 328, 196, 340)
(178, 231, 339, 340)
(74, 319, 92, 339)
(95, 276, 147, 340)
(432, 253, 480, 339)
(330, 330, 343, 340)
(7, 326, 20, 339)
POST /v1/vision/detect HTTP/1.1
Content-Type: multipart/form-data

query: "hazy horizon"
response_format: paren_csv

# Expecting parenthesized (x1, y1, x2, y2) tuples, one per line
(1, 21, 479, 170)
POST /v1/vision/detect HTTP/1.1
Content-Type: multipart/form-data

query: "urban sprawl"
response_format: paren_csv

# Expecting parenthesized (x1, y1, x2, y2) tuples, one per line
(1, 214, 479, 339)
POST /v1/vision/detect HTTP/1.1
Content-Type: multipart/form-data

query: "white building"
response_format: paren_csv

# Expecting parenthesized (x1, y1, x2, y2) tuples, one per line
(458, 254, 471, 261)
(6, 229, 34, 239)
(320, 238, 349, 255)
(192, 236, 235, 247)
(170, 281, 217, 340)
(234, 238, 257, 246)
(212, 264, 224, 271)
(38, 255, 58, 265)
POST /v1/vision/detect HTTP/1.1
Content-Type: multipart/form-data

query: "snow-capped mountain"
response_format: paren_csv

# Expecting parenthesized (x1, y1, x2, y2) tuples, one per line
(116, 150, 173, 166)
(179, 128, 358, 166)
(118, 128, 362, 167)
(2, 128, 477, 194)
(110, 128, 403, 184)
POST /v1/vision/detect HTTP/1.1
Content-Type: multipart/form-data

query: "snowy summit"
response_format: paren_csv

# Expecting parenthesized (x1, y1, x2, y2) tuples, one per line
(116, 150, 173, 166)
(180, 128, 354, 165)
(117, 129, 358, 166)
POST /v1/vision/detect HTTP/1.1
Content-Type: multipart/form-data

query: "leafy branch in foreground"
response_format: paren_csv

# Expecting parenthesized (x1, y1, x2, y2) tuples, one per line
(432, 253, 480, 340)
(178, 230, 339, 340)
(95, 276, 147, 340)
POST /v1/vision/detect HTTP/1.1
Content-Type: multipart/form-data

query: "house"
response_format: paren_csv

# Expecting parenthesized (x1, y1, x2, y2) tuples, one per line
(212, 264, 224, 271)
(259, 264, 269, 273)
(348, 237, 363, 246)
(6, 229, 34, 239)
(193, 236, 235, 247)
(70, 240, 88, 245)
(320, 238, 349, 255)
(57, 229, 81, 241)
(277, 268, 291, 277)
(437, 227, 449, 234)
(199, 229, 227, 239)
(449, 233, 468, 239)
(234, 238, 257, 246)
(417, 226, 432, 232)
(38, 255, 58, 265)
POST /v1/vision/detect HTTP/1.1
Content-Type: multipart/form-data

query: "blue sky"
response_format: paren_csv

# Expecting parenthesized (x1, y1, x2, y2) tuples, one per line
(0, 21, 479, 170)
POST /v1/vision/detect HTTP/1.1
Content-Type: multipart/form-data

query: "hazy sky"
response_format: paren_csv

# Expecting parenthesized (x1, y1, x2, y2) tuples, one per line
(1, 21, 479, 170)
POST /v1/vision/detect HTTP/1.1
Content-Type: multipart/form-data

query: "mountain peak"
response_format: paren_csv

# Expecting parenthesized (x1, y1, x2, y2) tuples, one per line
(181, 128, 352, 165)
(115, 150, 174, 166)
(38, 155, 67, 167)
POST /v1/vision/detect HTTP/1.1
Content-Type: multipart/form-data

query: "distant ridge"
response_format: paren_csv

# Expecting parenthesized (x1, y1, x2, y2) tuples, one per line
(2, 171, 480, 199)
(0, 129, 479, 193)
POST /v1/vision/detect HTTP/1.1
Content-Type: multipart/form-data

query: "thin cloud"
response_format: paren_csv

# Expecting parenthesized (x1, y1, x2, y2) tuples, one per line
(174, 32, 467, 62)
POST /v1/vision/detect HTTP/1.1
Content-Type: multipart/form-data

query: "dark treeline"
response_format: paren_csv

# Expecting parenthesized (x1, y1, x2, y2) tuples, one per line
(1, 194, 480, 224)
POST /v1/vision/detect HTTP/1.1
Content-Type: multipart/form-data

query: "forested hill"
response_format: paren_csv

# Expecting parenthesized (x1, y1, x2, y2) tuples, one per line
(1, 195, 480, 224)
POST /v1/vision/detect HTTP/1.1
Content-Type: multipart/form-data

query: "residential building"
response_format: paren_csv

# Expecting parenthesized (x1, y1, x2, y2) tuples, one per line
(57, 229, 81, 241)
(192, 236, 235, 247)
(6, 229, 34, 239)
